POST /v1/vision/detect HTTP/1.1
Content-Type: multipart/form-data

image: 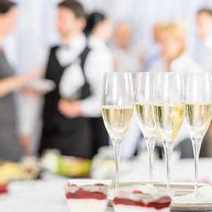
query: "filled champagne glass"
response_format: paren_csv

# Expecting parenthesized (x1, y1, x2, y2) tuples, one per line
(152, 72, 185, 190)
(135, 72, 157, 181)
(102, 72, 134, 192)
(184, 72, 212, 194)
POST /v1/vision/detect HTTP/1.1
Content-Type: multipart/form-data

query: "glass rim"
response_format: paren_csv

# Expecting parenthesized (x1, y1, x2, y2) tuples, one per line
(104, 71, 134, 76)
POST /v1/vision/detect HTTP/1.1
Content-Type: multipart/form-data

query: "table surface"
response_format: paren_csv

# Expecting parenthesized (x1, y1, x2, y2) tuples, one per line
(1, 158, 212, 211)
(0, 180, 69, 212)
(118, 157, 212, 183)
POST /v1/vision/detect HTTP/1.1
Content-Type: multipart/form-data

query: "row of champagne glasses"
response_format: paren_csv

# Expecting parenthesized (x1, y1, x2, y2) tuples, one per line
(102, 71, 212, 194)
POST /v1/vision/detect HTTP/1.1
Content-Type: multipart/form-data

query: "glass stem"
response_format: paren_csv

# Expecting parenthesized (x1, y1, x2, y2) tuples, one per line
(192, 138, 202, 194)
(163, 141, 173, 190)
(146, 138, 155, 182)
(112, 140, 121, 194)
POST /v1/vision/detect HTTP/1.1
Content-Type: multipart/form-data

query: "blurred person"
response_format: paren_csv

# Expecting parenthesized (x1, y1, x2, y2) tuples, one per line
(38, 1, 112, 158)
(193, 8, 212, 72)
(38, 0, 90, 158)
(150, 23, 201, 73)
(150, 22, 202, 158)
(83, 13, 143, 159)
(59, 11, 113, 156)
(112, 22, 143, 72)
(0, 0, 37, 161)
(194, 8, 212, 157)
(82, 11, 113, 155)
(112, 22, 146, 157)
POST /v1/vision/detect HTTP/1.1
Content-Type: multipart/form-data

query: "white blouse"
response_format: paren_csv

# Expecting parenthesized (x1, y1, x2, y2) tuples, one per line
(150, 53, 202, 73)
(59, 35, 114, 117)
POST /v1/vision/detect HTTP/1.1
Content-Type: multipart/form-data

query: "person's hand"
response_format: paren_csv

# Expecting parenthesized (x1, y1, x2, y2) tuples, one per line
(25, 70, 43, 81)
(58, 100, 82, 118)
(21, 87, 44, 97)
(21, 70, 45, 96)
(19, 135, 33, 157)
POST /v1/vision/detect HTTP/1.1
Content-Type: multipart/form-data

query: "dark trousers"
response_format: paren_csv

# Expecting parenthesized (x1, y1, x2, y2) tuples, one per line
(38, 119, 92, 159)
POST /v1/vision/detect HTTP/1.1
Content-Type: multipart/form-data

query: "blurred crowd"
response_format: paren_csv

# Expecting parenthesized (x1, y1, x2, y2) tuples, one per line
(1, 0, 212, 162)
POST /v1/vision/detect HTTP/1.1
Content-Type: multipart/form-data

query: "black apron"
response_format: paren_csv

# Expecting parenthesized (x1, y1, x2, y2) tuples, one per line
(38, 46, 92, 159)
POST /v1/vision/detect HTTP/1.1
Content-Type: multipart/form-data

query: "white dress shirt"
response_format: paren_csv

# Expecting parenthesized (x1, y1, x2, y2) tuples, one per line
(59, 34, 87, 99)
(112, 46, 142, 72)
(59, 35, 114, 117)
(57, 34, 87, 66)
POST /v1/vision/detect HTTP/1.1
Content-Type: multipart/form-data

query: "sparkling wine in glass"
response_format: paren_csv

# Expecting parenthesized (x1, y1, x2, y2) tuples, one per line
(102, 72, 134, 192)
(135, 72, 157, 182)
(153, 72, 185, 190)
(184, 72, 212, 194)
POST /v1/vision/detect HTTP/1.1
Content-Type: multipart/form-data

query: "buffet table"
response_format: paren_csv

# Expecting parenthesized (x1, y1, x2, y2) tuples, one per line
(0, 180, 69, 212)
(1, 158, 212, 211)
(120, 157, 212, 183)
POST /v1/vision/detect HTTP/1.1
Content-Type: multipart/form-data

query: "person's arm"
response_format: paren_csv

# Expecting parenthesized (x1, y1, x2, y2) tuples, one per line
(0, 72, 39, 97)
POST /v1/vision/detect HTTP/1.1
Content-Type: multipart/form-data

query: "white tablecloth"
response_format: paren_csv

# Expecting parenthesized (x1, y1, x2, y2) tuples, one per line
(121, 158, 212, 183)
(1, 158, 212, 211)
(0, 180, 69, 212)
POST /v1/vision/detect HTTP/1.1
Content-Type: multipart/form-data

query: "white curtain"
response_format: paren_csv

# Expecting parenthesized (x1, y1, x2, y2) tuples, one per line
(7, 0, 212, 72)
(5, 0, 212, 151)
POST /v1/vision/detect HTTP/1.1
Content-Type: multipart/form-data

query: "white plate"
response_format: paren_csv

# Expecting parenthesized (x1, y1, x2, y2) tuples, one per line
(172, 203, 212, 211)
(27, 79, 55, 93)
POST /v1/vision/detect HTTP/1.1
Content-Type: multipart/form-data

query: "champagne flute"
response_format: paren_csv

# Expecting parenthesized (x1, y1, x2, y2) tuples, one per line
(102, 72, 134, 192)
(153, 72, 185, 190)
(135, 72, 157, 182)
(184, 72, 212, 194)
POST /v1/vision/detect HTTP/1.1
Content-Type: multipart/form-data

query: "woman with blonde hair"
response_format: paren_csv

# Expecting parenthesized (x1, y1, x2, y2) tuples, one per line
(150, 22, 202, 158)
(149, 22, 201, 73)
